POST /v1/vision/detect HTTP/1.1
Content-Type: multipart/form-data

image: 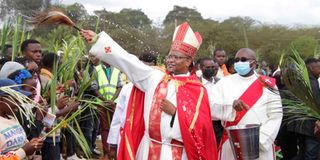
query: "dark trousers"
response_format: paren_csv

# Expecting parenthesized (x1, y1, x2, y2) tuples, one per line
(277, 125, 298, 160)
(61, 125, 76, 157)
(293, 134, 320, 160)
(79, 108, 100, 152)
(41, 142, 61, 160)
(99, 106, 114, 154)
(213, 120, 223, 147)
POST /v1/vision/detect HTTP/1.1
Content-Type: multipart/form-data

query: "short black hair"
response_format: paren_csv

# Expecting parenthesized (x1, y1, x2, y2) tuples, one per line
(42, 53, 58, 68)
(21, 39, 40, 52)
(305, 57, 319, 66)
(196, 58, 202, 65)
(139, 53, 157, 65)
(200, 57, 213, 67)
(226, 58, 235, 68)
(213, 48, 225, 56)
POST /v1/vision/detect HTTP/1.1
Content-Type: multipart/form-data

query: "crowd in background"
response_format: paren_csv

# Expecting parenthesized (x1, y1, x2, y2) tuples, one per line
(0, 35, 320, 160)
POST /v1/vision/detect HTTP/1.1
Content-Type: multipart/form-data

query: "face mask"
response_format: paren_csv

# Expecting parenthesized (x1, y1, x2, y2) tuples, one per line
(234, 61, 252, 76)
(203, 68, 214, 78)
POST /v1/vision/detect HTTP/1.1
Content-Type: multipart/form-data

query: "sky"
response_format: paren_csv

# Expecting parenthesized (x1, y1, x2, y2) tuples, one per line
(60, 0, 320, 26)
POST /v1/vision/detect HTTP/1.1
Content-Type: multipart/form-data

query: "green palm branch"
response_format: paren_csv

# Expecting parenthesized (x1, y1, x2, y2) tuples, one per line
(0, 85, 45, 126)
(12, 16, 22, 61)
(42, 103, 92, 158)
(280, 47, 320, 120)
(0, 22, 11, 56)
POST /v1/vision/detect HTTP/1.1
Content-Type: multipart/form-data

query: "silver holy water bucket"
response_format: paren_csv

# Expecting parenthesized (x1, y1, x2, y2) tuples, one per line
(226, 124, 260, 160)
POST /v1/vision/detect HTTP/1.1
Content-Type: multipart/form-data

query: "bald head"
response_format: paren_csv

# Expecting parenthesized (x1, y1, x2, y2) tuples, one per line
(235, 48, 256, 60)
(234, 48, 257, 76)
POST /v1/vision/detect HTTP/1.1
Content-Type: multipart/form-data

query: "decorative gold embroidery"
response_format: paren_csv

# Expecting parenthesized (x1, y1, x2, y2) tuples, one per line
(125, 133, 134, 160)
(189, 87, 204, 131)
(174, 79, 201, 88)
(163, 74, 171, 82)
(129, 89, 137, 130)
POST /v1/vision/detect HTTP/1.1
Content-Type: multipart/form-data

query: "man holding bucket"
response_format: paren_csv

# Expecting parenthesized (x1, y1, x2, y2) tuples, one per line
(209, 48, 283, 160)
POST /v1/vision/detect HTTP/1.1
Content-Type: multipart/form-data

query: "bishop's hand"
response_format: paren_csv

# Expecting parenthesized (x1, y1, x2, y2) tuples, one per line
(80, 29, 97, 44)
(233, 99, 249, 111)
(160, 99, 176, 116)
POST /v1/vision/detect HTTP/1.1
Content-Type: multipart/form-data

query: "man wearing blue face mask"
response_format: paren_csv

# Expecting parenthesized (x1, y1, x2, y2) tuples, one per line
(209, 48, 283, 160)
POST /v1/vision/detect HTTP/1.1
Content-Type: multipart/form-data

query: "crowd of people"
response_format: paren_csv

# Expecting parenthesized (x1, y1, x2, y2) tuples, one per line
(0, 21, 319, 160)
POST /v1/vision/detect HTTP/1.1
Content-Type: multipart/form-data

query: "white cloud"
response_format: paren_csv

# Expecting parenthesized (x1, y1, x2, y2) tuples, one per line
(60, 0, 320, 26)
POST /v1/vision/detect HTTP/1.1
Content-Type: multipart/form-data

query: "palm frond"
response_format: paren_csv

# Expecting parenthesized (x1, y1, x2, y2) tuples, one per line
(19, 23, 27, 52)
(12, 16, 22, 61)
(50, 58, 59, 114)
(280, 47, 320, 114)
(1, 22, 11, 56)
(279, 53, 285, 67)
(68, 120, 91, 158)
(94, 16, 100, 33)
(58, 36, 86, 85)
(41, 101, 98, 158)
(0, 86, 44, 123)
(282, 98, 320, 120)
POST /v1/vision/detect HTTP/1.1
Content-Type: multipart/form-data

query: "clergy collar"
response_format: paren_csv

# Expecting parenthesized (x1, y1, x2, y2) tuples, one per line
(237, 71, 258, 80)
(173, 72, 190, 77)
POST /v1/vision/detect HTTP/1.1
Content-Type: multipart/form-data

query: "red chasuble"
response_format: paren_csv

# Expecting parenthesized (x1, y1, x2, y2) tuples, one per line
(118, 87, 145, 160)
(118, 73, 218, 160)
(174, 74, 218, 160)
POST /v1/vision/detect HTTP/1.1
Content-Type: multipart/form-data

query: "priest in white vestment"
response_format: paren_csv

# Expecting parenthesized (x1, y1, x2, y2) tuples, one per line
(209, 48, 283, 160)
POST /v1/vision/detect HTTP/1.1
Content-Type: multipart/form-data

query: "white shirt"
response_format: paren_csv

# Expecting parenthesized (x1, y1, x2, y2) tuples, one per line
(216, 67, 225, 79)
(107, 83, 133, 145)
(0, 116, 27, 159)
(201, 77, 217, 90)
(196, 70, 202, 77)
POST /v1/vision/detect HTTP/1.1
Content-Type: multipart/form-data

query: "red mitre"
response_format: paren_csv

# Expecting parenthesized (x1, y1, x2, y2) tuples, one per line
(170, 22, 202, 58)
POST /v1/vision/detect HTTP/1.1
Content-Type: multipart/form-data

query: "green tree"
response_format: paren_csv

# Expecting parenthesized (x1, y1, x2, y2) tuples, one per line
(65, 3, 89, 23)
(163, 5, 203, 25)
(92, 8, 156, 55)
(118, 9, 152, 29)
(291, 36, 318, 59)
(0, 0, 50, 20)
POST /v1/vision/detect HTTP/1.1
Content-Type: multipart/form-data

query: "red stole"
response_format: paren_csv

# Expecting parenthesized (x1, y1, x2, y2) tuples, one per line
(219, 75, 275, 157)
(176, 75, 218, 160)
(118, 86, 145, 160)
(118, 73, 219, 160)
(148, 74, 218, 160)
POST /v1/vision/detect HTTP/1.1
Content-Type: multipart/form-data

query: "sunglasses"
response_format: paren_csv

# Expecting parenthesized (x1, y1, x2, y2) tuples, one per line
(235, 57, 255, 62)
